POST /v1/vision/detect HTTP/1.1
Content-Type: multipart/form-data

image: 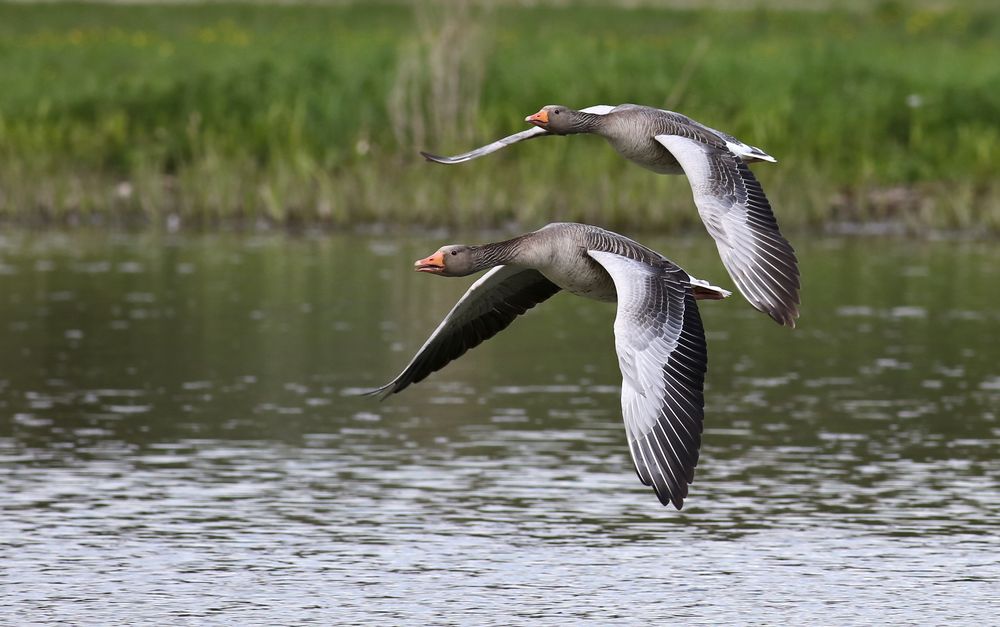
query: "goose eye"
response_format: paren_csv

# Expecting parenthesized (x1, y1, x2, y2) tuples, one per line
(451, 250, 458, 256)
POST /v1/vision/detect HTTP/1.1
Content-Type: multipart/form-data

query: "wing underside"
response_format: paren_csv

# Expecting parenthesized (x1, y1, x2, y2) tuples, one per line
(368, 266, 561, 398)
(588, 250, 708, 509)
(654, 134, 800, 327)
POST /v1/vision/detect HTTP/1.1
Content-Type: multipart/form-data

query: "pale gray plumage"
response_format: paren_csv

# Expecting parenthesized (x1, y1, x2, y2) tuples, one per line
(421, 103, 800, 327)
(368, 222, 731, 509)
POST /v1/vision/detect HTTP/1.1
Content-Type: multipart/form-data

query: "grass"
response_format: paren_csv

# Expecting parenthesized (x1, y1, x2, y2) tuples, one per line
(0, 1, 998, 232)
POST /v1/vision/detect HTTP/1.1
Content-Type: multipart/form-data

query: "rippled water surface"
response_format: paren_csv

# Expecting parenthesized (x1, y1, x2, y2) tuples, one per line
(1, 231, 998, 624)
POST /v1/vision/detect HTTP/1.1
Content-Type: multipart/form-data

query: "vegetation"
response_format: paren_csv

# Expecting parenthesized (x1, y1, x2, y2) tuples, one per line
(0, 1, 998, 231)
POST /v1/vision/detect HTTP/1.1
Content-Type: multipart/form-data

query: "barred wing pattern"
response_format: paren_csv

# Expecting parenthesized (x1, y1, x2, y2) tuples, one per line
(588, 250, 708, 509)
(654, 134, 800, 327)
(367, 266, 561, 399)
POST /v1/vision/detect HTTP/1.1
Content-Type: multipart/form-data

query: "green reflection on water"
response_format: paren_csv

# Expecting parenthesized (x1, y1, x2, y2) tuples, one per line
(0, 230, 997, 473)
(2, 229, 998, 625)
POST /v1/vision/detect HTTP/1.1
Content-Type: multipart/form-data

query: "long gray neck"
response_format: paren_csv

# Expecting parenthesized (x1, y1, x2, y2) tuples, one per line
(472, 234, 528, 270)
(566, 111, 603, 134)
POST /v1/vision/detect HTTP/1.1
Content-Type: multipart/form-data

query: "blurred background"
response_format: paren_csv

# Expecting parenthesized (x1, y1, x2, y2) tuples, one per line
(1, 1, 998, 624)
(1, 0, 998, 231)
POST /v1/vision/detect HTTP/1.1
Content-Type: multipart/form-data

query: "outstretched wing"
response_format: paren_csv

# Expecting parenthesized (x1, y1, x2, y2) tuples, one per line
(420, 127, 549, 165)
(367, 266, 561, 399)
(421, 105, 616, 165)
(660, 107, 777, 163)
(588, 250, 709, 510)
(654, 134, 800, 327)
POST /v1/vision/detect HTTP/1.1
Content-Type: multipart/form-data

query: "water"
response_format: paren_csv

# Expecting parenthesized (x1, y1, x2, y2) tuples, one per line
(1, 230, 997, 624)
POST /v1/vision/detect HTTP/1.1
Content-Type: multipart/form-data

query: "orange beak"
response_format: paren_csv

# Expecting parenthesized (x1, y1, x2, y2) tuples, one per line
(414, 250, 445, 273)
(525, 109, 549, 125)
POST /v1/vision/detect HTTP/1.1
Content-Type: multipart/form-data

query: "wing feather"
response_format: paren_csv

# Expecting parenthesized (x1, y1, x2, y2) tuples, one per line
(420, 127, 549, 165)
(368, 266, 561, 398)
(587, 250, 710, 509)
(654, 134, 800, 327)
(420, 105, 615, 165)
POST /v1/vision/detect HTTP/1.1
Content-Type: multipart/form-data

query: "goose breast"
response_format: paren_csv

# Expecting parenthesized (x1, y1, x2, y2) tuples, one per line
(539, 252, 617, 302)
(601, 109, 685, 174)
(517, 234, 618, 302)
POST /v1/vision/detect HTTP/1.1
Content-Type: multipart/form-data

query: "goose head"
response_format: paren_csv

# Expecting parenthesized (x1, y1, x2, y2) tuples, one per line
(525, 105, 581, 135)
(414, 245, 478, 277)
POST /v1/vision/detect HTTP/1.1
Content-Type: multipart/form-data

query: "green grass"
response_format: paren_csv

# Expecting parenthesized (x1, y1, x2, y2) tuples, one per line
(0, 1, 998, 231)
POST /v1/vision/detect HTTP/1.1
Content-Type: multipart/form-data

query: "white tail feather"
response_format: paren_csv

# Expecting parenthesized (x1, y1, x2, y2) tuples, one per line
(688, 276, 732, 300)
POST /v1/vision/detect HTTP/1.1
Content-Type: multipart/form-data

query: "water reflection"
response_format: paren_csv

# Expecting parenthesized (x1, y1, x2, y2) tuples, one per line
(1, 231, 997, 623)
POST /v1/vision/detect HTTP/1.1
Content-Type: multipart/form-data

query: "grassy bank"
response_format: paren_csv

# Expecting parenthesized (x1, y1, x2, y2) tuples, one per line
(1, 1, 998, 231)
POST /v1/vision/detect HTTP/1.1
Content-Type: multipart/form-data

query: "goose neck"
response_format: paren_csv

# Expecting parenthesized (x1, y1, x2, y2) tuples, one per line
(474, 236, 526, 269)
(569, 111, 603, 134)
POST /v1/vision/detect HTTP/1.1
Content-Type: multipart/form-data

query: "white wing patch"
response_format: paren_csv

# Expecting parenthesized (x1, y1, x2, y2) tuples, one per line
(579, 104, 616, 115)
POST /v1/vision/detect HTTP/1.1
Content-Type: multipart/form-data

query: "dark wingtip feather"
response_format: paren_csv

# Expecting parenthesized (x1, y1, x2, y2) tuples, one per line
(774, 300, 801, 328)
(767, 307, 799, 328)
(652, 485, 684, 510)
(360, 382, 397, 401)
(419, 150, 448, 164)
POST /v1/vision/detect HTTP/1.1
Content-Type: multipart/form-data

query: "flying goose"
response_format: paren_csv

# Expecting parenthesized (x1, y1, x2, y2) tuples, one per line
(369, 222, 731, 509)
(421, 103, 800, 327)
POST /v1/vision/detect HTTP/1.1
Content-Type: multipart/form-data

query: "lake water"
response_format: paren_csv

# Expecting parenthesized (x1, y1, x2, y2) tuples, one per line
(1, 230, 998, 624)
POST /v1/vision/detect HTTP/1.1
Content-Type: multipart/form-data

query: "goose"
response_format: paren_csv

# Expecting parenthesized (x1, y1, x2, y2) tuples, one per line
(421, 103, 800, 327)
(368, 222, 731, 509)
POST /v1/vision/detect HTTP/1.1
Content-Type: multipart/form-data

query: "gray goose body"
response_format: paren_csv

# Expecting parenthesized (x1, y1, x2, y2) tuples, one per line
(368, 222, 731, 509)
(422, 103, 801, 328)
